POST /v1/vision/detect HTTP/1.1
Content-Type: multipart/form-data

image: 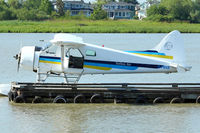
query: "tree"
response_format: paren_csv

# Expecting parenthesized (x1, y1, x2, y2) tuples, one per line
(91, 4, 107, 20)
(23, 0, 41, 9)
(16, 8, 37, 20)
(147, 4, 168, 16)
(97, 0, 115, 4)
(147, 0, 160, 5)
(160, 0, 192, 21)
(190, 0, 200, 23)
(8, 0, 21, 9)
(146, 4, 172, 22)
(0, 0, 13, 20)
(0, 0, 8, 9)
(64, 10, 71, 19)
(7, 0, 22, 20)
(56, 0, 64, 16)
(147, 0, 194, 22)
(39, 0, 53, 15)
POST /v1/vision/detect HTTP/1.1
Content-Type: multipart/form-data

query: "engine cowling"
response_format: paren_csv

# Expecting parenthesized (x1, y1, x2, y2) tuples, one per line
(20, 46, 36, 71)
(20, 46, 42, 72)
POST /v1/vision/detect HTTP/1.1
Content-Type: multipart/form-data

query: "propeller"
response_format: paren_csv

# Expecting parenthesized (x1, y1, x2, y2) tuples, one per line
(13, 52, 21, 72)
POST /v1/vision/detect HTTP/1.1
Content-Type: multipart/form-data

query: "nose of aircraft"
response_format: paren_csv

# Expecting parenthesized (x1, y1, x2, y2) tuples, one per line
(14, 46, 36, 72)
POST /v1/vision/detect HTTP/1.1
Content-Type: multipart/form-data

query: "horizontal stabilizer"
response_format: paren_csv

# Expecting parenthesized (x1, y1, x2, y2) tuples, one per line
(170, 63, 192, 73)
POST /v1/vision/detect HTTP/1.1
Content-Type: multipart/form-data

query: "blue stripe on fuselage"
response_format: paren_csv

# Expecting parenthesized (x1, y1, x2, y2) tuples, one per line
(39, 56, 61, 62)
(125, 51, 166, 55)
(84, 59, 164, 69)
(84, 62, 138, 70)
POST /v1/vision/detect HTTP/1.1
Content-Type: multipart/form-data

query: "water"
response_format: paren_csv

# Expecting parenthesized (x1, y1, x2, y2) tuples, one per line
(0, 33, 200, 133)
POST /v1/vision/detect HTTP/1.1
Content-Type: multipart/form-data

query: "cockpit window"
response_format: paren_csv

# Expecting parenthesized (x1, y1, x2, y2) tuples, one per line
(66, 48, 83, 57)
(86, 50, 96, 56)
(45, 45, 57, 55)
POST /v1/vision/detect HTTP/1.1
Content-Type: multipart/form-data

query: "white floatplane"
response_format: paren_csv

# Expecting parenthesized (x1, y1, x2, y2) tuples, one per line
(14, 30, 191, 83)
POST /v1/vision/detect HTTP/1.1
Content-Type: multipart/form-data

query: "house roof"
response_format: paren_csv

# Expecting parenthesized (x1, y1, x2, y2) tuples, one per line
(63, 0, 84, 3)
(104, 2, 134, 6)
(51, 0, 90, 4)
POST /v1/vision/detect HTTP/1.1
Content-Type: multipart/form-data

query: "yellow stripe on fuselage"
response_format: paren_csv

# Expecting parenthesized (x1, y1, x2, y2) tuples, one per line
(84, 65, 112, 71)
(39, 60, 61, 64)
(134, 53, 173, 59)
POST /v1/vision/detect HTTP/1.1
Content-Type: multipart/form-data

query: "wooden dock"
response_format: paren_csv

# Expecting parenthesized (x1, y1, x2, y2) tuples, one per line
(8, 82, 200, 104)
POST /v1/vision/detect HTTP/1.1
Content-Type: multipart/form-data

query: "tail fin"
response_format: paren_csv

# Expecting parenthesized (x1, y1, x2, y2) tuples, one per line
(154, 30, 191, 71)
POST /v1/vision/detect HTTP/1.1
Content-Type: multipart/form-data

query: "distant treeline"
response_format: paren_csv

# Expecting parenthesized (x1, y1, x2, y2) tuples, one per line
(146, 0, 200, 23)
(0, 0, 108, 20)
(0, 0, 138, 21)
(0, 0, 53, 20)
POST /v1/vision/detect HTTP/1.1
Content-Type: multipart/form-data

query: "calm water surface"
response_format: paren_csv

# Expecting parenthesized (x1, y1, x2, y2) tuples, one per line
(0, 33, 200, 133)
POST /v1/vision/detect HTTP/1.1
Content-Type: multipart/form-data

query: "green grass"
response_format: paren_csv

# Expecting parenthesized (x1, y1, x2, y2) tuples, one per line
(1, 19, 200, 33)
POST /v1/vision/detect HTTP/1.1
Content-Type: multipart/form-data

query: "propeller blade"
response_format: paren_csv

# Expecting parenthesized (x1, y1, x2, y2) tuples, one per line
(13, 54, 18, 60)
(17, 53, 21, 72)
(16, 42, 22, 72)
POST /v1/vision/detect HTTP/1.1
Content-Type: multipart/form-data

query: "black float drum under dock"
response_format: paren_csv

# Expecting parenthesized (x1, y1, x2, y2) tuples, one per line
(8, 82, 200, 104)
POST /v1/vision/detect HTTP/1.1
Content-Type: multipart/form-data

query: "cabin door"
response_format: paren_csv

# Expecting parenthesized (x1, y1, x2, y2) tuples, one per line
(67, 48, 84, 69)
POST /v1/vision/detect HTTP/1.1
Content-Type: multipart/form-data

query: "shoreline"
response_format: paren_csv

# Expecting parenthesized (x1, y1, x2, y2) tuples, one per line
(1, 20, 200, 33)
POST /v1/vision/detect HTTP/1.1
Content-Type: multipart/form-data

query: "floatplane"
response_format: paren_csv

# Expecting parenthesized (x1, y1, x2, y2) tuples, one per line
(14, 30, 191, 83)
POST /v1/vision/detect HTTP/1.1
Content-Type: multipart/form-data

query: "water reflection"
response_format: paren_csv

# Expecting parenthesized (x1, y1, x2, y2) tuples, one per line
(0, 96, 198, 133)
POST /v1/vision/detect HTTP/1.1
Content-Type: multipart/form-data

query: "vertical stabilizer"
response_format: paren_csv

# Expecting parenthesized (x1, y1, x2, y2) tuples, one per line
(154, 30, 190, 71)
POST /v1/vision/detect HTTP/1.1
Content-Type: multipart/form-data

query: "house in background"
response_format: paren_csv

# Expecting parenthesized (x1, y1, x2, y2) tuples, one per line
(137, 1, 160, 20)
(51, 0, 93, 17)
(102, 2, 135, 19)
(137, 2, 150, 20)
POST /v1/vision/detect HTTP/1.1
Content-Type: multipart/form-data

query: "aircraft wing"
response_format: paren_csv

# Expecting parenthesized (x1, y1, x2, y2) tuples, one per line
(50, 33, 85, 48)
(51, 40, 85, 48)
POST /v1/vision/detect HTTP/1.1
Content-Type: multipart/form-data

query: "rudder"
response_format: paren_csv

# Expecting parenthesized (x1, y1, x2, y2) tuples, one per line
(153, 30, 186, 68)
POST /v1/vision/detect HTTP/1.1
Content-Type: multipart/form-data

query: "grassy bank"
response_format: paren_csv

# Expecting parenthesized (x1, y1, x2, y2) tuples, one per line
(1, 20, 200, 33)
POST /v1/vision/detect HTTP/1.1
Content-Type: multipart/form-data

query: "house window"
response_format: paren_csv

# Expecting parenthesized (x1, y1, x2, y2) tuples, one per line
(119, 12, 121, 16)
(123, 12, 125, 16)
(131, 6, 134, 10)
(86, 50, 96, 56)
(115, 12, 118, 16)
(126, 12, 129, 16)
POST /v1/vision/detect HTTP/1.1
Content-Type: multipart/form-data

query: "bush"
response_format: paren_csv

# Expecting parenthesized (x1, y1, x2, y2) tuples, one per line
(37, 11, 49, 20)
(147, 4, 168, 17)
(0, 10, 12, 20)
(146, 14, 174, 22)
(146, 0, 194, 22)
(16, 8, 37, 20)
(51, 11, 59, 18)
(190, 10, 200, 23)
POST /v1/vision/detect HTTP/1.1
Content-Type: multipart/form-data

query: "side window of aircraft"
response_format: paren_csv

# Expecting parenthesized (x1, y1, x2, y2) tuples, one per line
(68, 48, 83, 57)
(86, 50, 96, 56)
(45, 45, 57, 55)
(68, 48, 84, 69)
